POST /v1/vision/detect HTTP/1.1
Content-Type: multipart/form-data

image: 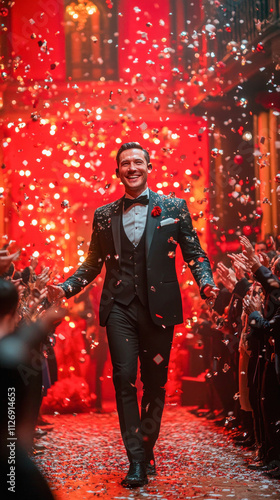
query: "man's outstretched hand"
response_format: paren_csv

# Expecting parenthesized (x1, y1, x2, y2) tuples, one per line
(203, 284, 219, 309)
(203, 284, 219, 298)
(47, 284, 66, 303)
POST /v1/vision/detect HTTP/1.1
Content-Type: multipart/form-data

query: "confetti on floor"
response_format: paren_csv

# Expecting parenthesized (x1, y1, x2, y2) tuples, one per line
(34, 405, 280, 499)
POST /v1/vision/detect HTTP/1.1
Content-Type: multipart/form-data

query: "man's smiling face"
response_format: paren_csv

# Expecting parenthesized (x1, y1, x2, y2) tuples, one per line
(116, 148, 152, 198)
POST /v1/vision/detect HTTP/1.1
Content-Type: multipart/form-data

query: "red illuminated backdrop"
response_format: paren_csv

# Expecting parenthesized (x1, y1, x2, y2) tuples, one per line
(0, 1, 215, 409)
(2, 0, 211, 271)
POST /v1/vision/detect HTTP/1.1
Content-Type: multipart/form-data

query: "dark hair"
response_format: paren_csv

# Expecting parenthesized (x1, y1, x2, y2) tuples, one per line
(0, 279, 19, 319)
(116, 142, 150, 168)
(254, 240, 266, 247)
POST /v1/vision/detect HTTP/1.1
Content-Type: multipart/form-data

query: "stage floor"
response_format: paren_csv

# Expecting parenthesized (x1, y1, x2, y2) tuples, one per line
(35, 405, 279, 499)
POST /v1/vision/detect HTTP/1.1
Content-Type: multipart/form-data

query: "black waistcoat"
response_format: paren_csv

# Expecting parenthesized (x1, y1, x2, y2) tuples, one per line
(114, 218, 148, 306)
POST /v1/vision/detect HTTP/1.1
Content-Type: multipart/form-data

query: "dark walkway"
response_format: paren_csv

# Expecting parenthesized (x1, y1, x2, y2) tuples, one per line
(35, 406, 280, 499)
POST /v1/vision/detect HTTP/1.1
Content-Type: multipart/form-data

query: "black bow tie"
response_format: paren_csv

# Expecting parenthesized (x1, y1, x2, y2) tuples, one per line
(123, 195, 149, 211)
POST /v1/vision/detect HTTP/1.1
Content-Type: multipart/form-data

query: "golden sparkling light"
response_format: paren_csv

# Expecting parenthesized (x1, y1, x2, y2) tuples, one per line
(66, 1, 97, 31)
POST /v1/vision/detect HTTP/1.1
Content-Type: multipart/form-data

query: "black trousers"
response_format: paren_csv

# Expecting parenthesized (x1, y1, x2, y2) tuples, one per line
(106, 297, 174, 462)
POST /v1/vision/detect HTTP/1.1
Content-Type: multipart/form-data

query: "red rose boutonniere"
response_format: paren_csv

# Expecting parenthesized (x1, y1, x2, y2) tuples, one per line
(151, 206, 162, 217)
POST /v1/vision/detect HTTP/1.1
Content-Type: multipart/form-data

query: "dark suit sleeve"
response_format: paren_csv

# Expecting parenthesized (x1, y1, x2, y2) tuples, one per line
(213, 287, 232, 315)
(60, 211, 104, 299)
(248, 310, 270, 331)
(178, 199, 214, 298)
(248, 306, 280, 340)
(233, 278, 251, 299)
(254, 265, 280, 295)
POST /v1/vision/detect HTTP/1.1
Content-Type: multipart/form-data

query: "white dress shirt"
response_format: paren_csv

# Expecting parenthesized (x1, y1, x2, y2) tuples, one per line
(123, 187, 149, 246)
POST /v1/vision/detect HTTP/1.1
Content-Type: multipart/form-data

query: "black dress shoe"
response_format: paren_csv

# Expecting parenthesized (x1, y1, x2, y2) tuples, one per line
(121, 462, 148, 488)
(263, 460, 280, 478)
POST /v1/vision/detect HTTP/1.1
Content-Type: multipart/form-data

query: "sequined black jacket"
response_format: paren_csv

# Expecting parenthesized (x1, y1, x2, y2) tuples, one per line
(61, 190, 214, 326)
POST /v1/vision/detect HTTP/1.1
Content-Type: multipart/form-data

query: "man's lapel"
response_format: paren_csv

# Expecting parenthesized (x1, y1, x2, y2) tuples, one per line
(146, 189, 162, 257)
(111, 197, 123, 261)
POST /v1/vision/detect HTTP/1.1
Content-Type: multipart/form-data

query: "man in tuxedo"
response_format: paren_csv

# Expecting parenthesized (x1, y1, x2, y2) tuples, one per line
(48, 142, 217, 487)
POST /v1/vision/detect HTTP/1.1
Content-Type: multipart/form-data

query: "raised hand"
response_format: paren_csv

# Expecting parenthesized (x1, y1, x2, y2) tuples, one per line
(239, 235, 255, 258)
(228, 253, 251, 274)
(0, 249, 21, 275)
(35, 267, 51, 290)
(258, 252, 270, 268)
(243, 294, 262, 316)
(29, 255, 39, 271)
(217, 262, 237, 292)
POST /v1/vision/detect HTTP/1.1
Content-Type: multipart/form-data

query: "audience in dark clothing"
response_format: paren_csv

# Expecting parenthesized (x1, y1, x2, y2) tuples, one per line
(191, 235, 280, 478)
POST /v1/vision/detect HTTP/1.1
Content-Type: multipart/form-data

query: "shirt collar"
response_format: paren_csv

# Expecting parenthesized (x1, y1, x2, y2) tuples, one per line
(124, 187, 149, 200)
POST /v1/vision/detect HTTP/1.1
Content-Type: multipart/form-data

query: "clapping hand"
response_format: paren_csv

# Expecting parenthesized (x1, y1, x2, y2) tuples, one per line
(239, 235, 261, 271)
(0, 249, 21, 274)
(217, 262, 237, 292)
(11, 278, 26, 300)
(35, 267, 51, 290)
(228, 252, 251, 275)
(259, 252, 270, 268)
(29, 255, 39, 271)
(243, 293, 262, 316)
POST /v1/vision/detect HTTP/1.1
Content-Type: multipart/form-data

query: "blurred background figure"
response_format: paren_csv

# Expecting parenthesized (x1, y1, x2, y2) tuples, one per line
(73, 284, 108, 412)
(0, 279, 65, 498)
